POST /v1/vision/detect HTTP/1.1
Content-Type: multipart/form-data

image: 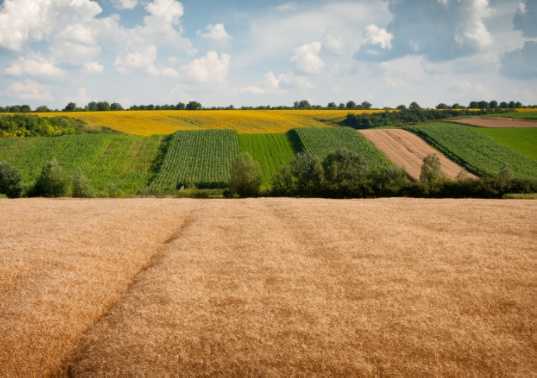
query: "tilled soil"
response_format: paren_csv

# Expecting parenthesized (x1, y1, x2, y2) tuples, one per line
(454, 117, 537, 128)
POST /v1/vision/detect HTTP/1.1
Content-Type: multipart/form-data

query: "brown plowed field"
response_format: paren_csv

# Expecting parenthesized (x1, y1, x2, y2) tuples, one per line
(359, 129, 475, 180)
(454, 117, 537, 128)
(1, 198, 537, 376)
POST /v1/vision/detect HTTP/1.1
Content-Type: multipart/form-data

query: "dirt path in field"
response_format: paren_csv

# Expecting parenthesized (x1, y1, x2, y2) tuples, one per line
(359, 129, 475, 180)
(453, 117, 537, 128)
(1, 198, 537, 376)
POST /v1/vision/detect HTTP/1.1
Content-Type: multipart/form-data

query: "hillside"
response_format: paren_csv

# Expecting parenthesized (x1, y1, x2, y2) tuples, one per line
(410, 122, 537, 179)
(473, 128, 537, 161)
(0, 134, 161, 195)
(34, 109, 382, 136)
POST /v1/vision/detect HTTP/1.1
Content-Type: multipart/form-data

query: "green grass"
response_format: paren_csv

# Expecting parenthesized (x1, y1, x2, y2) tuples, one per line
(150, 130, 240, 192)
(239, 134, 295, 186)
(410, 122, 537, 179)
(497, 111, 537, 120)
(0, 134, 162, 195)
(473, 128, 537, 161)
(290, 127, 393, 169)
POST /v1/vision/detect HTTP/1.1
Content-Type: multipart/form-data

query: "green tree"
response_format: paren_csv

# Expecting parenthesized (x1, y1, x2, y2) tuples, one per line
(346, 101, 357, 109)
(110, 103, 123, 111)
(32, 159, 69, 197)
(63, 102, 77, 112)
(186, 101, 202, 110)
(420, 154, 444, 191)
(71, 171, 94, 198)
(0, 161, 23, 198)
(229, 153, 262, 197)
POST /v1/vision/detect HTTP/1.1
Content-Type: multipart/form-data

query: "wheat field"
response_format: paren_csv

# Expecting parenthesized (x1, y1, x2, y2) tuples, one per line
(34, 109, 383, 136)
(1, 198, 536, 376)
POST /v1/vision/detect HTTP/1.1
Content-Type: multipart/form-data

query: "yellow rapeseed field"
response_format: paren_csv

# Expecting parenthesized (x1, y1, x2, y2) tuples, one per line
(35, 109, 383, 136)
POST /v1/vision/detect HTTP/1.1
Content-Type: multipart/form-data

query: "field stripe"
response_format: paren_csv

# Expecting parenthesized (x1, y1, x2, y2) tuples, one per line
(359, 129, 475, 180)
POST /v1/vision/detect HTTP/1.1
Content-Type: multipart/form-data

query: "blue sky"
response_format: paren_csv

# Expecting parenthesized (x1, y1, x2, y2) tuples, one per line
(0, 0, 535, 108)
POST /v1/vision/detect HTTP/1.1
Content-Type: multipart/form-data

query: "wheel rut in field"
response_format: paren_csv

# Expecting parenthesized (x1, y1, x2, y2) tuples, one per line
(359, 128, 476, 180)
(56, 210, 198, 377)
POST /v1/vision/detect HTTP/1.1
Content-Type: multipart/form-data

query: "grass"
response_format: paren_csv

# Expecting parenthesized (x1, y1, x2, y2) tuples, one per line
(291, 127, 393, 169)
(410, 122, 537, 179)
(238, 134, 296, 186)
(0, 134, 161, 195)
(149, 130, 239, 192)
(496, 110, 537, 120)
(473, 128, 537, 161)
(34, 109, 383, 136)
(503, 193, 537, 199)
(2, 198, 537, 376)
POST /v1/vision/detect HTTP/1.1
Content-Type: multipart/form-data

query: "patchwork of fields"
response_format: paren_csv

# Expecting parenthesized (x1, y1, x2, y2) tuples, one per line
(1, 198, 536, 376)
(35, 109, 382, 136)
(409, 122, 537, 179)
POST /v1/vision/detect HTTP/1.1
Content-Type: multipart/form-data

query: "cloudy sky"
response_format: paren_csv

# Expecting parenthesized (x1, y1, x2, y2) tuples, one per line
(0, 0, 535, 108)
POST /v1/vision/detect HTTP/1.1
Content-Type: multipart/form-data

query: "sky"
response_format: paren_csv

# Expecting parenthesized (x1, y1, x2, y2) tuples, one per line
(0, 0, 536, 108)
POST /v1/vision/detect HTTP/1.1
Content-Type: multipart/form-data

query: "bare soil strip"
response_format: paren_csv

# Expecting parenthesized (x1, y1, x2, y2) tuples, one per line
(359, 129, 475, 180)
(453, 117, 537, 128)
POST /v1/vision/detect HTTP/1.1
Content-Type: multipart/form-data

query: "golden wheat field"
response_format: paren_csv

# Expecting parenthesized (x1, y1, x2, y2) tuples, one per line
(34, 109, 383, 135)
(1, 198, 536, 376)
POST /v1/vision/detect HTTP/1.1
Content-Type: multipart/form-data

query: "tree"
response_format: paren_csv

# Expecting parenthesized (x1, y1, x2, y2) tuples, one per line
(63, 102, 77, 112)
(409, 102, 421, 111)
(361, 101, 372, 109)
(0, 161, 23, 198)
(338, 103, 346, 109)
(35, 106, 50, 112)
(322, 150, 369, 196)
(87, 101, 98, 111)
(436, 103, 449, 109)
(397, 105, 407, 111)
(327, 102, 337, 108)
(452, 103, 463, 109)
(346, 101, 357, 109)
(499, 101, 508, 108)
(489, 100, 498, 109)
(186, 101, 202, 110)
(294, 100, 311, 109)
(71, 171, 93, 198)
(176, 102, 186, 110)
(96, 101, 111, 111)
(229, 153, 262, 197)
(32, 159, 69, 197)
(110, 103, 123, 111)
(478, 101, 488, 109)
(469, 101, 479, 109)
(420, 154, 443, 191)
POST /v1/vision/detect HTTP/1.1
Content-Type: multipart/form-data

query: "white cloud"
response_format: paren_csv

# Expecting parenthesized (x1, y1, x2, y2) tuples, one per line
(115, 46, 160, 75)
(6, 80, 50, 101)
(4, 56, 64, 78)
(275, 2, 298, 13)
(183, 51, 230, 83)
(364, 24, 393, 50)
(83, 62, 104, 74)
(111, 0, 138, 10)
(263, 71, 313, 90)
(0, 0, 102, 51)
(291, 42, 324, 74)
(199, 23, 231, 42)
(240, 86, 265, 95)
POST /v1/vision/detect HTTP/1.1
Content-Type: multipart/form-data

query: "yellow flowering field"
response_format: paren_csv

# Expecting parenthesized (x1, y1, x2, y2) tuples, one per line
(35, 109, 383, 136)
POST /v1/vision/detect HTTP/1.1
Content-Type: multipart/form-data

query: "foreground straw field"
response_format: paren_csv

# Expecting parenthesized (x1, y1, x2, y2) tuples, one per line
(1, 198, 536, 376)
(34, 109, 382, 136)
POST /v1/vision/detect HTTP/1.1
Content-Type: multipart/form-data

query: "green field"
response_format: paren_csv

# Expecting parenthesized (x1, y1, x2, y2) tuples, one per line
(238, 134, 295, 186)
(150, 130, 240, 192)
(410, 123, 537, 179)
(473, 128, 537, 161)
(291, 127, 393, 169)
(497, 111, 537, 120)
(0, 134, 161, 195)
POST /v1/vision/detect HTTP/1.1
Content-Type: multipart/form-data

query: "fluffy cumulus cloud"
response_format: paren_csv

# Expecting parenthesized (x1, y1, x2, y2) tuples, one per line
(111, 0, 139, 10)
(4, 56, 64, 78)
(514, 0, 537, 37)
(183, 51, 230, 83)
(6, 80, 50, 101)
(0, 0, 102, 51)
(356, 0, 493, 62)
(83, 62, 104, 74)
(291, 42, 324, 74)
(199, 24, 231, 43)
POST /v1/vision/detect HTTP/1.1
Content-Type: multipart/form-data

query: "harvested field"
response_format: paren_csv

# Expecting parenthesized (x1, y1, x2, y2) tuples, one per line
(454, 117, 537, 128)
(359, 128, 475, 180)
(1, 198, 537, 376)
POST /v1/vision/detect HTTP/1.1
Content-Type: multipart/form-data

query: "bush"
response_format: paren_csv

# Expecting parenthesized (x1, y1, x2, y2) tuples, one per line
(71, 171, 94, 198)
(0, 161, 23, 198)
(32, 159, 69, 197)
(230, 153, 262, 197)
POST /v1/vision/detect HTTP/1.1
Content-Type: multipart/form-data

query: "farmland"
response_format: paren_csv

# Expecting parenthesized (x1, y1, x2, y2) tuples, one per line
(0, 134, 161, 195)
(292, 127, 393, 169)
(359, 129, 475, 180)
(34, 109, 382, 136)
(497, 110, 537, 120)
(410, 122, 537, 179)
(473, 128, 537, 161)
(1, 198, 537, 376)
(149, 130, 239, 192)
(238, 133, 295, 186)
